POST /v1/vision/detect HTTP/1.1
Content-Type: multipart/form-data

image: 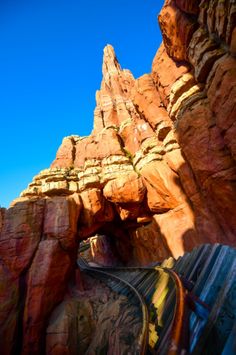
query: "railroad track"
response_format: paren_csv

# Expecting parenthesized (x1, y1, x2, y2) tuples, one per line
(78, 243, 236, 354)
(78, 256, 149, 355)
(78, 244, 187, 355)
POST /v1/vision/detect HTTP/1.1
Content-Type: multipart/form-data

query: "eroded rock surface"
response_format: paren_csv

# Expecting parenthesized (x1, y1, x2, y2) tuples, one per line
(46, 274, 141, 355)
(1, 0, 236, 353)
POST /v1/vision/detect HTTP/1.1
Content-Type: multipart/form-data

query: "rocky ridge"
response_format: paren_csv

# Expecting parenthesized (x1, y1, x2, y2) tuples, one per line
(0, 0, 236, 354)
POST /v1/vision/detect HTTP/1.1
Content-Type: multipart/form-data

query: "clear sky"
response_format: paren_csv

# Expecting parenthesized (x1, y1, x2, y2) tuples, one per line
(0, 0, 164, 208)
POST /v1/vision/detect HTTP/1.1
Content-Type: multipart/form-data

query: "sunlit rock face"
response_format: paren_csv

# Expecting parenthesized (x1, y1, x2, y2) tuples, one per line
(1, 0, 236, 353)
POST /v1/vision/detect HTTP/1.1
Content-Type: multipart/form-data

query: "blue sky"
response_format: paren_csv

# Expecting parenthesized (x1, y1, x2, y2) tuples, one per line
(0, 0, 164, 207)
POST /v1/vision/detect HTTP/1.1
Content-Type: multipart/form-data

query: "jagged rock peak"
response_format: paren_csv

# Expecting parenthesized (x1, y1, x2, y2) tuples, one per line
(102, 44, 121, 77)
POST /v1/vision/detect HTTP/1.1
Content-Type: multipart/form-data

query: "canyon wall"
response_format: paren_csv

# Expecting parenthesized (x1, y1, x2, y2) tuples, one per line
(0, 0, 236, 353)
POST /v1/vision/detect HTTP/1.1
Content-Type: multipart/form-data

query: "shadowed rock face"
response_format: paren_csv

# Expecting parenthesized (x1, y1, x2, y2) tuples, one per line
(45, 275, 142, 355)
(1, 0, 236, 353)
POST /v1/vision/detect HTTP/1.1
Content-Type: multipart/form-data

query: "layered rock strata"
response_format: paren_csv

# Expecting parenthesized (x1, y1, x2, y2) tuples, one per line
(0, 0, 236, 354)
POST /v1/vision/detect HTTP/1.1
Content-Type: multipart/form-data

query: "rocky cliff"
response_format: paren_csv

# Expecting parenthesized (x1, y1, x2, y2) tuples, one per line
(0, 0, 236, 354)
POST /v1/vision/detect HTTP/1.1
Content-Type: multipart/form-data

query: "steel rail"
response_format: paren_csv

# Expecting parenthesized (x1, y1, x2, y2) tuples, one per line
(77, 256, 149, 355)
(78, 247, 187, 354)
(160, 268, 186, 355)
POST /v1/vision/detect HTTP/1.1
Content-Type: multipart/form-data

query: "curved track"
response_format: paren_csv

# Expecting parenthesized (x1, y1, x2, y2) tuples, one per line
(77, 255, 149, 355)
(78, 245, 186, 354)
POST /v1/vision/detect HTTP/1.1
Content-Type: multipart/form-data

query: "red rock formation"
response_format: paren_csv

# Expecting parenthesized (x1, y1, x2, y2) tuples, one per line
(22, 240, 72, 355)
(1, 0, 236, 353)
(16, 1, 236, 261)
